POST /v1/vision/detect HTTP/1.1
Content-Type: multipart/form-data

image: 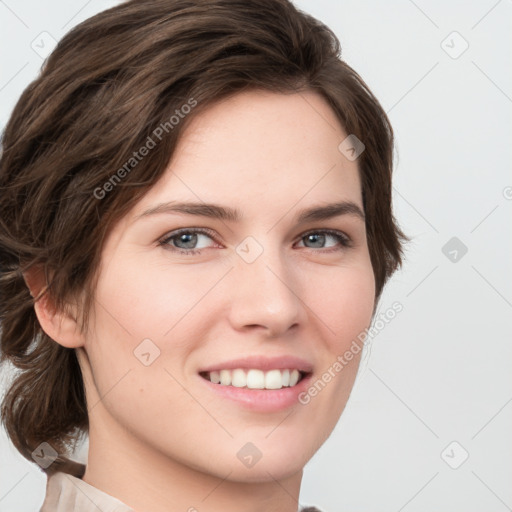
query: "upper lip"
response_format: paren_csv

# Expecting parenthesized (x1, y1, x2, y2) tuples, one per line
(198, 355, 314, 373)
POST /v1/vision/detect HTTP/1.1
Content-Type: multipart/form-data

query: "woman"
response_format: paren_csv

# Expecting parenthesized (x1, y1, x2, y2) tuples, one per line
(0, 0, 408, 510)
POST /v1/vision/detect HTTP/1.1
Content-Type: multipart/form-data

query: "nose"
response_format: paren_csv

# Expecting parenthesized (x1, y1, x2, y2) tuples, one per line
(226, 243, 304, 337)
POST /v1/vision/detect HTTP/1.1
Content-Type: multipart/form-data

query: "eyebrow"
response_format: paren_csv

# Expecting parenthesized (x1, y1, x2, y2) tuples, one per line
(136, 200, 365, 223)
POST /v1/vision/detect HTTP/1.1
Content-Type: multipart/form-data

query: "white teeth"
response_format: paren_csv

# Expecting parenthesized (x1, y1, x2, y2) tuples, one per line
(231, 369, 247, 388)
(220, 369, 231, 386)
(210, 371, 221, 384)
(265, 369, 283, 389)
(247, 369, 265, 389)
(289, 369, 300, 387)
(204, 368, 305, 389)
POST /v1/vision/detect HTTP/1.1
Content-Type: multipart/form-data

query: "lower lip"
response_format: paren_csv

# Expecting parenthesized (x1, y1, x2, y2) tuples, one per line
(198, 373, 313, 413)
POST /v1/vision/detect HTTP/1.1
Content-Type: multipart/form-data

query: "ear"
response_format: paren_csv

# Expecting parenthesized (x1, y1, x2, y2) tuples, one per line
(23, 265, 84, 349)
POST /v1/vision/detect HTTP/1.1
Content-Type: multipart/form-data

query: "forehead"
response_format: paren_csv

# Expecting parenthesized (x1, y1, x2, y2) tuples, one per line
(130, 89, 362, 223)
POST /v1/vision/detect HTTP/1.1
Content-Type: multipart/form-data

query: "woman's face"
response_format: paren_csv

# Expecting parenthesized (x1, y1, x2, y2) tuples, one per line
(79, 89, 375, 482)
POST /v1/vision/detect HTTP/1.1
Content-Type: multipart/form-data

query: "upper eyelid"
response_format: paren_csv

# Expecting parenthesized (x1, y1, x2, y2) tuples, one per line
(160, 227, 217, 242)
(159, 227, 351, 246)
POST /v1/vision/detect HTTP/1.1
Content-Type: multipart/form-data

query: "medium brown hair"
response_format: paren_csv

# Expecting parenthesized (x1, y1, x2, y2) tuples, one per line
(0, 0, 408, 474)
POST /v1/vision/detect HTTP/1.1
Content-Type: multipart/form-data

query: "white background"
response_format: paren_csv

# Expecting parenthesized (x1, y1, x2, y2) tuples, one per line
(1, 1, 511, 511)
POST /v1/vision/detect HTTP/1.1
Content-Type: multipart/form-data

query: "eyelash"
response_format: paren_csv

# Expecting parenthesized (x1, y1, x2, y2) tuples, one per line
(158, 227, 353, 256)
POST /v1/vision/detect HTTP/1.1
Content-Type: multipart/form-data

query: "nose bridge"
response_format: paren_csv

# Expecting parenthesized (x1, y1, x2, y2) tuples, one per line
(227, 235, 302, 334)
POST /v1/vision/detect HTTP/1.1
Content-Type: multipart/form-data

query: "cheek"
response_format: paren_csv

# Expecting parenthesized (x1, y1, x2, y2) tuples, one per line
(82, 259, 203, 440)
(91, 255, 222, 343)
(304, 260, 374, 401)
(309, 260, 376, 349)
(84, 256, 230, 405)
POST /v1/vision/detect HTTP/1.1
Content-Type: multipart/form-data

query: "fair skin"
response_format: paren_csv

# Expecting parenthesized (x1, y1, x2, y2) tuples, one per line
(28, 89, 375, 512)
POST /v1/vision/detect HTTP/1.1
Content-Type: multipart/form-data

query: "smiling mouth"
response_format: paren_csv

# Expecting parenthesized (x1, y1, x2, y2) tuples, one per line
(199, 368, 309, 390)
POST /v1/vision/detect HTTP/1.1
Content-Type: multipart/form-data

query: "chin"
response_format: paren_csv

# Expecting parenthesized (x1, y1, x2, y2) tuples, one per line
(218, 435, 318, 483)
(221, 456, 307, 484)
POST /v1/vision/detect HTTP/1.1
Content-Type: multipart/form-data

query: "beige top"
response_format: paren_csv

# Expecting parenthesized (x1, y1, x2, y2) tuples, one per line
(40, 468, 321, 512)
(40, 471, 135, 511)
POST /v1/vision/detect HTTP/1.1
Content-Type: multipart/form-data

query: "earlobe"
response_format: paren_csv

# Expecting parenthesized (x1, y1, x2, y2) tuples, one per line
(22, 265, 84, 349)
